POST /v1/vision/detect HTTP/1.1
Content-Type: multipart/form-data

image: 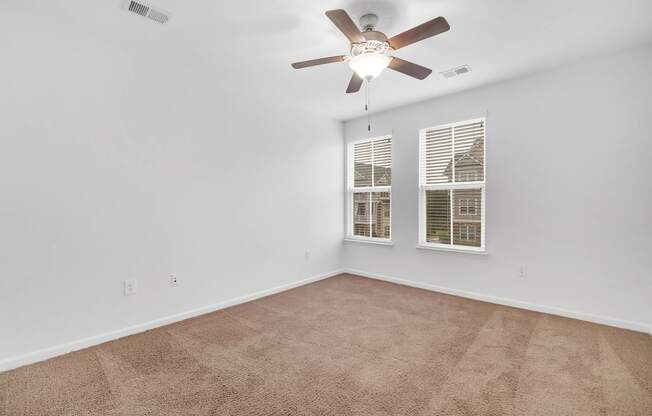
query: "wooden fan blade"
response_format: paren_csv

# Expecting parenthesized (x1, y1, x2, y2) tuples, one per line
(291, 55, 346, 69)
(388, 16, 450, 50)
(325, 9, 366, 44)
(346, 73, 364, 93)
(388, 57, 432, 80)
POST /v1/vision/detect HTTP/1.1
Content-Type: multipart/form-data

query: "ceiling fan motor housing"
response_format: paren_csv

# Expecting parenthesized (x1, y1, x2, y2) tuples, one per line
(350, 39, 391, 58)
(353, 14, 391, 56)
(362, 30, 388, 43)
(350, 14, 392, 81)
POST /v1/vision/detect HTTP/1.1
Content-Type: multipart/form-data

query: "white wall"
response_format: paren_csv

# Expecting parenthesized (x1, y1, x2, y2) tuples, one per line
(0, 11, 342, 364)
(2, 6, 649, 370)
(343, 44, 652, 331)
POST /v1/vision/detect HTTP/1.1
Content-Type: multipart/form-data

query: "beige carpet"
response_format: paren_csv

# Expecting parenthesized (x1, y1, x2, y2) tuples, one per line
(1, 274, 651, 415)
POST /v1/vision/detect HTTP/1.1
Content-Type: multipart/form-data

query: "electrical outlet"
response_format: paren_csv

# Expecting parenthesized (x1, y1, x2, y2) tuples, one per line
(305, 249, 311, 260)
(170, 274, 178, 286)
(124, 279, 137, 295)
(519, 265, 527, 278)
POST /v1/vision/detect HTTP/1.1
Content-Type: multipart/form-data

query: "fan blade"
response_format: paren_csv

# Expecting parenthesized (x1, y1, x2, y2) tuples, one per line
(388, 16, 450, 50)
(291, 55, 346, 69)
(388, 57, 432, 80)
(325, 9, 366, 44)
(346, 73, 364, 93)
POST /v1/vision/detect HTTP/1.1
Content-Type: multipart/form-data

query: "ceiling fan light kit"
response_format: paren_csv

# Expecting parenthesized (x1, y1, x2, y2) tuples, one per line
(349, 46, 391, 80)
(291, 9, 450, 94)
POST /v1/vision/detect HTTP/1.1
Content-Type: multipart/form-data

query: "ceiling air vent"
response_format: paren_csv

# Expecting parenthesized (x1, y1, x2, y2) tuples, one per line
(124, 1, 169, 24)
(440, 65, 471, 79)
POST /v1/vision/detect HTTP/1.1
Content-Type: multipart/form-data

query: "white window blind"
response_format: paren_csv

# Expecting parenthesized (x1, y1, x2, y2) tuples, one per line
(419, 118, 485, 251)
(348, 136, 392, 241)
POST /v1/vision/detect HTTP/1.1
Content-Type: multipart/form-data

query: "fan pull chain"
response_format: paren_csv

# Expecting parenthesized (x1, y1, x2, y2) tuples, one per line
(366, 80, 372, 133)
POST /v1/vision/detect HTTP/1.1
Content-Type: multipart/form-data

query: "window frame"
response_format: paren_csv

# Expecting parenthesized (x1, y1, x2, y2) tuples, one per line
(345, 135, 393, 244)
(417, 118, 487, 254)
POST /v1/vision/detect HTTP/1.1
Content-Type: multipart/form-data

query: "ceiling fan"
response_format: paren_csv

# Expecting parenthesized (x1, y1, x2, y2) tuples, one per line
(291, 9, 450, 93)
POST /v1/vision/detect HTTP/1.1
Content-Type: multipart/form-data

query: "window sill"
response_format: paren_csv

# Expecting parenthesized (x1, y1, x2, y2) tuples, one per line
(344, 237, 394, 246)
(416, 243, 487, 255)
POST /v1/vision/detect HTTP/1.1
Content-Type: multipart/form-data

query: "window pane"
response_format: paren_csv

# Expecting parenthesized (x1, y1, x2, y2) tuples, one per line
(426, 190, 450, 244)
(372, 138, 392, 186)
(424, 127, 453, 184)
(353, 142, 372, 187)
(371, 192, 391, 239)
(421, 119, 485, 250)
(452, 188, 482, 247)
(350, 137, 392, 240)
(454, 121, 484, 183)
(352, 192, 371, 237)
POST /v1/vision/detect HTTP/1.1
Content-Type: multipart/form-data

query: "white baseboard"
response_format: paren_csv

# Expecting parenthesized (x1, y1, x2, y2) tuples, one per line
(0, 269, 344, 373)
(3, 267, 647, 372)
(343, 268, 652, 335)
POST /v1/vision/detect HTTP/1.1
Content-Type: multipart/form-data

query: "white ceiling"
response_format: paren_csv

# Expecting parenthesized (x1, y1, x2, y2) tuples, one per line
(6, 0, 652, 120)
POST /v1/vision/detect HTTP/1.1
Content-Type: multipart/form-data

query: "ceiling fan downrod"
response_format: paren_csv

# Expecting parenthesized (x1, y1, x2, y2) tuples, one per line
(359, 13, 379, 32)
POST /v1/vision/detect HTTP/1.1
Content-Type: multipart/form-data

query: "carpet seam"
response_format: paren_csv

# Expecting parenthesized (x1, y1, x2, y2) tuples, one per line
(597, 332, 609, 416)
(510, 312, 545, 409)
(420, 305, 500, 405)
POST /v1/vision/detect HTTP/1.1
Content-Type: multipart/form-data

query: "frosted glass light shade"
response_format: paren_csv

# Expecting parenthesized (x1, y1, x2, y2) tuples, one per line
(348, 53, 391, 80)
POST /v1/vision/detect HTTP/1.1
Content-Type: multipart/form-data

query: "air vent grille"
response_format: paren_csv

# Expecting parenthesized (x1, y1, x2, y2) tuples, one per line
(125, 1, 169, 24)
(128, 1, 149, 17)
(440, 65, 471, 79)
(147, 9, 168, 24)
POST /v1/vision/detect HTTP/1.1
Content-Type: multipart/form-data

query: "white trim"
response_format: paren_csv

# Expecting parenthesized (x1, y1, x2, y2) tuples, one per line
(422, 182, 485, 191)
(418, 117, 486, 252)
(344, 237, 394, 246)
(342, 268, 652, 335)
(419, 117, 486, 133)
(349, 185, 391, 193)
(348, 134, 392, 147)
(416, 243, 487, 255)
(0, 269, 344, 372)
(346, 135, 393, 240)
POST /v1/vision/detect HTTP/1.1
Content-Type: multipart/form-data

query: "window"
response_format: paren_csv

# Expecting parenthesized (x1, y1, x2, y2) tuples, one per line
(347, 136, 392, 241)
(459, 199, 478, 215)
(418, 118, 485, 252)
(459, 224, 477, 241)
